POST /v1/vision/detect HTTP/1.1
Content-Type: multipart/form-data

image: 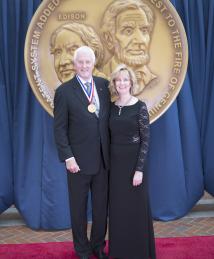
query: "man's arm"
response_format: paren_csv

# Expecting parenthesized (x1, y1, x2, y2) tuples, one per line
(53, 87, 73, 161)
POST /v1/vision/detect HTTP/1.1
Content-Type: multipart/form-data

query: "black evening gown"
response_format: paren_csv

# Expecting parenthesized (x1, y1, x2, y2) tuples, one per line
(109, 100, 156, 259)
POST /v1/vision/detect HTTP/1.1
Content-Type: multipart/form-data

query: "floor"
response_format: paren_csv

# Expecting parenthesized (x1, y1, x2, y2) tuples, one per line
(0, 192, 214, 244)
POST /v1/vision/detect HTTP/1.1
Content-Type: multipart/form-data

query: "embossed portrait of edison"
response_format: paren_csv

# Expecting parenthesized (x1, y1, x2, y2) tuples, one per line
(50, 22, 106, 84)
(101, 0, 158, 95)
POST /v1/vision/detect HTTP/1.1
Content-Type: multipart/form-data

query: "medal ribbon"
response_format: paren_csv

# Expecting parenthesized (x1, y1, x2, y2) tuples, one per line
(76, 75, 95, 103)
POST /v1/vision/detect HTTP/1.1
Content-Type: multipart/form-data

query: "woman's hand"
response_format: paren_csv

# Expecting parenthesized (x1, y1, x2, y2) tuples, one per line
(133, 171, 143, 186)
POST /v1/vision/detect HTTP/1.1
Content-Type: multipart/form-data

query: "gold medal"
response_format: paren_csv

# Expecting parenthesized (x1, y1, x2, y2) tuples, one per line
(25, 0, 188, 123)
(88, 103, 96, 113)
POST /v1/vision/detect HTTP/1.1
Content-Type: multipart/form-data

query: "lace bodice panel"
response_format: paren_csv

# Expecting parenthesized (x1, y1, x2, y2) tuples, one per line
(109, 101, 150, 172)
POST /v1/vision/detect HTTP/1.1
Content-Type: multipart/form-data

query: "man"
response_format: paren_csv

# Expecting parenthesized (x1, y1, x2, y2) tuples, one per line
(54, 46, 110, 259)
(101, 0, 157, 94)
(50, 22, 106, 83)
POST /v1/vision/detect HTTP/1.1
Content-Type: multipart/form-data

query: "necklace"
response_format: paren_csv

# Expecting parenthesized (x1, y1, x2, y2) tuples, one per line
(116, 96, 133, 116)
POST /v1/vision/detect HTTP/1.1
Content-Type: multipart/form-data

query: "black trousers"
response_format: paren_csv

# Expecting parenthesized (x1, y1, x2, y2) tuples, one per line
(67, 162, 108, 257)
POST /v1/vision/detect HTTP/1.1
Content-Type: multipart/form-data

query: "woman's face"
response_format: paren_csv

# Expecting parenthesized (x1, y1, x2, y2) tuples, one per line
(115, 70, 132, 95)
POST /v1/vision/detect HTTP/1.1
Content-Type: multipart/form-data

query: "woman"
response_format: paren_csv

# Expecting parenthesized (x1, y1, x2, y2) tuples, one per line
(108, 64, 156, 259)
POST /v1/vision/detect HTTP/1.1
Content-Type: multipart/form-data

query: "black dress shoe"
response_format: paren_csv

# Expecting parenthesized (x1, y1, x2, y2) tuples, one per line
(93, 249, 108, 259)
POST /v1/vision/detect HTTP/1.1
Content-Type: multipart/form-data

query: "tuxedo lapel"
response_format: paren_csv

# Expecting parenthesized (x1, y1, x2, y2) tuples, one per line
(72, 76, 89, 107)
(94, 77, 104, 117)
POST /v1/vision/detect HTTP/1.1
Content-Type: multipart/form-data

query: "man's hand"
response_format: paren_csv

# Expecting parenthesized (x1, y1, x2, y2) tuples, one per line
(133, 171, 143, 186)
(66, 157, 80, 173)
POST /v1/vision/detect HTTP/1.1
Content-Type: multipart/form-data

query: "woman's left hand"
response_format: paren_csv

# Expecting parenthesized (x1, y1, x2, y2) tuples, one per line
(133, 171, 143, 186)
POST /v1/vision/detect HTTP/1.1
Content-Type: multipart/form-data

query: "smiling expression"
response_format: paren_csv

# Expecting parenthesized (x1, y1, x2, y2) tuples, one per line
(115, 70, 132, 95)
(74, 51, 95, 81)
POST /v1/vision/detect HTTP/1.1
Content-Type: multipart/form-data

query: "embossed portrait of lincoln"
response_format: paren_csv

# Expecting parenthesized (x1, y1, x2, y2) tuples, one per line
(50, 22, 106, 83)
(101, 0, 158, 94)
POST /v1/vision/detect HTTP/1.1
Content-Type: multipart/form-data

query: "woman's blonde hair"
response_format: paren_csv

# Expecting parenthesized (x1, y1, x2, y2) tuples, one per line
(109, 64, 139, 98)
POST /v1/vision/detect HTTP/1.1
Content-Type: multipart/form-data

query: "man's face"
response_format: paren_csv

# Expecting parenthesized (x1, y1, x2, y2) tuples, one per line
(74, 52, 94, 81)
(114, 8, 151, 67)
(53, 30, 83, 82)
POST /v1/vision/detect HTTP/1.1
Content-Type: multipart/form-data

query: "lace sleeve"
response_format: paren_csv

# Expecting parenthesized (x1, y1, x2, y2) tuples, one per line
(135, 102, 150, 172)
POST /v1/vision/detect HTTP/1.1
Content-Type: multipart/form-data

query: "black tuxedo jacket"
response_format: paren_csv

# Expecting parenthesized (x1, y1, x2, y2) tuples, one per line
(54, 75, 110, 175)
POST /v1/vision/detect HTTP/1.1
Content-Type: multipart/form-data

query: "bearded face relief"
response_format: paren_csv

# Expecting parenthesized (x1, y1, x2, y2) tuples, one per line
(101, 0, 158, 94)
(114, 8, 151, 67)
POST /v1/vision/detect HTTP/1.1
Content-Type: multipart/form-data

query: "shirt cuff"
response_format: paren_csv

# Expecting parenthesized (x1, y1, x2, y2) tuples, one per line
(65, 157, 74, 162)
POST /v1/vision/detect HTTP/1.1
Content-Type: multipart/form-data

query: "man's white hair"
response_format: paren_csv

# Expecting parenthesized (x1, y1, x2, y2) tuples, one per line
(73, 46, 96, 64)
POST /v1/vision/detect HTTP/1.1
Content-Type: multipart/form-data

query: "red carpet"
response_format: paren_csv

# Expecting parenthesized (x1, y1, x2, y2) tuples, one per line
(0, 236, 214, 259)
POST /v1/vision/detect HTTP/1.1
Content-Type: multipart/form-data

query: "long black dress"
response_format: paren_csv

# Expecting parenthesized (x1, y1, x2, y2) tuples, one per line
(109, 100, 156, 259)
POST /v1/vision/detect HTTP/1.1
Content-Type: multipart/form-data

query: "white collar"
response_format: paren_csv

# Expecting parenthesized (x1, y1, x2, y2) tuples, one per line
(76, 75, 92, 85)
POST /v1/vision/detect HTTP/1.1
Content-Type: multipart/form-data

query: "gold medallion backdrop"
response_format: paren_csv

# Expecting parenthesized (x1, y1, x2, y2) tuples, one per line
(24, 0, 188, 123)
